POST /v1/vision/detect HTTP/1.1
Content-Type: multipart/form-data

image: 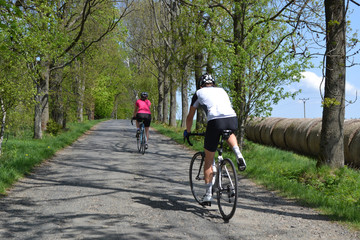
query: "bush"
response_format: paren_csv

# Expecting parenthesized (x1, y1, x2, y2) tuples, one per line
(46, 119, 62, 136)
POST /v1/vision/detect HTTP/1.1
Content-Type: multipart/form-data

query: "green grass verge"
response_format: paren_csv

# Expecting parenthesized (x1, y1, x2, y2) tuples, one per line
(0, 119, 104, 195)
(152, 122, 360, 230)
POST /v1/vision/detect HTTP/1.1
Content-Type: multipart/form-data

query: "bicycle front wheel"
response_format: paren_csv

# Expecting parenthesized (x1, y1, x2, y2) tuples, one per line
(189, 152, 205, 205)
(217, 158, 238, 221)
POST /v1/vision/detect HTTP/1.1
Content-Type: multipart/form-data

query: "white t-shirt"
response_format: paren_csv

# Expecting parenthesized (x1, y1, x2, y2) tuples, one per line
(190, 87, 236, 121)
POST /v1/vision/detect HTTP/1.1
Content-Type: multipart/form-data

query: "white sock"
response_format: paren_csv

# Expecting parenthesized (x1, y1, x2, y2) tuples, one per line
(205, 183, 212, 196)
(232, 146, 244, 159)
(212, 159, 216, 172)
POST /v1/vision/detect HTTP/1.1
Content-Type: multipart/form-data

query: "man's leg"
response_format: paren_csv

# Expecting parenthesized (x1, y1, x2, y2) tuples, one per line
(204, 149, 216, 184)
(227, 134, 246, 171)
(202, 149, 215, 203)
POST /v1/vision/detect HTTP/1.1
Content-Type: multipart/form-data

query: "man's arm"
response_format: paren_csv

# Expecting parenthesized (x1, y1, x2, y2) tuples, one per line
(186, 106, 197, 132)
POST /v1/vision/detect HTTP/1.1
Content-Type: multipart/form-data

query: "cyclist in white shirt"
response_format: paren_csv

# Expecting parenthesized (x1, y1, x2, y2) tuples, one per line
(184, 73, 246, 204)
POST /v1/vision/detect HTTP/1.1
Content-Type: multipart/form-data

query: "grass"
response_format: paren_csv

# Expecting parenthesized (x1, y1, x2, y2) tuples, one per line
(0, 119, 104, 195)
(151, 122, 360, 231)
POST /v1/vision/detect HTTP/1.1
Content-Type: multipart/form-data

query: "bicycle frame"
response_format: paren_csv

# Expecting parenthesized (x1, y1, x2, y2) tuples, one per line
(214, 133, 234, 188)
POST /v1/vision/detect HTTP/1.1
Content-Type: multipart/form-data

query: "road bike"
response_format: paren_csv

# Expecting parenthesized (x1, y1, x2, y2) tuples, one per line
(185, 130, 238, 221)
(131, 118, 147, 154)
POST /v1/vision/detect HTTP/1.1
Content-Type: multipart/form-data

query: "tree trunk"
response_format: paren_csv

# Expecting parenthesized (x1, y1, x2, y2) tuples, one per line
(232, 0, 247, 148)
(41, 61, 50, 131)
(0, 97, 6, 155)
(194, 51, 205, 130)
(86, 102, 95, 120)
(157, 70, 164, 122)
(112, 94, 121, 119)
(34, 59, 50, 139)
(51, 69, 64, 126)
(34, 82, 43, 139)
(163, 72, 170, 124)
(181, 71, 188, 128)
(34, 63, 48, 138)
(319, 0, 346, 168)
(169, 75, 177, 127)
(76, 60, 85, 122)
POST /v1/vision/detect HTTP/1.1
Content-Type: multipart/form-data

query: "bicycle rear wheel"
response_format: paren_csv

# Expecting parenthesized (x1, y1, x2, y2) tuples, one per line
(137, 133, 141, 152)
(140, 128, 146, 154)
(217, 158, 238, 221)
(189, 152, 205, 205)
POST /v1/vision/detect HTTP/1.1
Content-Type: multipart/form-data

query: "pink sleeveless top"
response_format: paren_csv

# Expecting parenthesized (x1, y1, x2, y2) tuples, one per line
(136, 99, 151, 114)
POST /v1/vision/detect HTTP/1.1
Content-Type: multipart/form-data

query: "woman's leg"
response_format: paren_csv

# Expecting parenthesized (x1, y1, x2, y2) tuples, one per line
(145, 127, 150, 142)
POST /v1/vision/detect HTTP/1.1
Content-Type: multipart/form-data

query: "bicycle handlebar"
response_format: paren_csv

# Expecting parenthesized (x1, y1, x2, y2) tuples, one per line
(184, 132, 205, 146)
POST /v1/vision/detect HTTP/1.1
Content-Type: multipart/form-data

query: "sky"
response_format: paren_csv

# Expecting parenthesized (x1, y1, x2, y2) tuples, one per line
(271, 3, 360, 119)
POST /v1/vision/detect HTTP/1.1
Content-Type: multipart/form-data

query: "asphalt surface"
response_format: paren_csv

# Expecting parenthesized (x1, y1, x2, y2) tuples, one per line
(0, 119, 359, 240)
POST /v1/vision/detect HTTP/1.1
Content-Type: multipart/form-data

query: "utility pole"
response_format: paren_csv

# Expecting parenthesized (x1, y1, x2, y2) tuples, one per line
(299, 98, 309, 118)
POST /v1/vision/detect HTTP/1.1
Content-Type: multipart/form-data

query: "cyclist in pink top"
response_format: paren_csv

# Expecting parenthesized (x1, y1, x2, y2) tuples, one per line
(133, 92, 151, 148)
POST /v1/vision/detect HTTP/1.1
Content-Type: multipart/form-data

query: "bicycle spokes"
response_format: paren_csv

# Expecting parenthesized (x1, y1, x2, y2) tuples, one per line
(189, 152, 206, 205)
(217, 158, 238, 221)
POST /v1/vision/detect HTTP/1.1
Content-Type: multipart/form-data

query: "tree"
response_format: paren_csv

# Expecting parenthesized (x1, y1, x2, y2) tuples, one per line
(10, 0, 133, 139)
(180, 0, 313, 146)
(0, 2, 34, 153)
(319, 0, 346, 168)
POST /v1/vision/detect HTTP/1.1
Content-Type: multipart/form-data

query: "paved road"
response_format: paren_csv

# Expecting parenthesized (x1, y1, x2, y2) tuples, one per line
(0, 120, 359, 239)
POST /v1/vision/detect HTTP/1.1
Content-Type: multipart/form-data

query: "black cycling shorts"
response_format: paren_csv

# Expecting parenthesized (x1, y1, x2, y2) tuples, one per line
(136, 113, 151, 127)
(204, 117, 238, 152)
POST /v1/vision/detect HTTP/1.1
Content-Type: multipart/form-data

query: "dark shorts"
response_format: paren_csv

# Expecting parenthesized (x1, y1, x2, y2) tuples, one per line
(136, 113, 151, 127)
(204, 117, 238, 152)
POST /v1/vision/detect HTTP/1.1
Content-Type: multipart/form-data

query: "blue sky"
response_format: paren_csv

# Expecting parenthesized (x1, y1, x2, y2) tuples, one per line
(271, 3, 360, 119)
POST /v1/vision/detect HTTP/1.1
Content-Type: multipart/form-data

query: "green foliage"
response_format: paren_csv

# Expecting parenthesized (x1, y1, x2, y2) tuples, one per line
(328, 20, 340, 27)
(46, 119, 62, 136)
(322, 97, 341, 107)
(211, 2, 310, 118)
(4, 105, 34, 138)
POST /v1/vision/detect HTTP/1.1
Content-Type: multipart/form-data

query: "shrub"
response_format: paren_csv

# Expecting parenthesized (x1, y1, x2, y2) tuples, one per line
(46, 119, 62, 136)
